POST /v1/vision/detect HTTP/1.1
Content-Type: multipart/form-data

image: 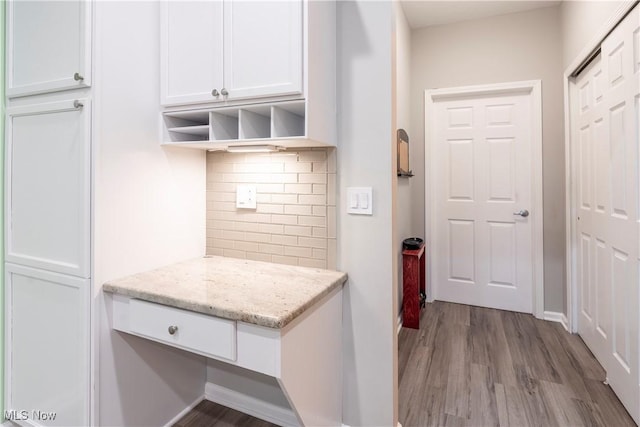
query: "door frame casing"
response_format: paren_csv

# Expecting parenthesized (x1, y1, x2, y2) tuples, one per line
(424, 80, 544, 319)
(563, 0, 637, 334)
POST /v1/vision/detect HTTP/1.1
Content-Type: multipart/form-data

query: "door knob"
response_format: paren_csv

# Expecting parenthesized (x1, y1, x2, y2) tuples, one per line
(513, 209, 530, 218)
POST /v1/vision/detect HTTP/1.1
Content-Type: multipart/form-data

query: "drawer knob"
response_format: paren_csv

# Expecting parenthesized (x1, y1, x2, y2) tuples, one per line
(168, 325, 178, 335)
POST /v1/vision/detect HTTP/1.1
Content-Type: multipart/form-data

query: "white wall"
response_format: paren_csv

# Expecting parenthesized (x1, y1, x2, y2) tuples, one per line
(93, 2, 207, 425)
(337, 1, 397, 425)
(561, 1, 628, 69)
(410, 5, 566, 312)
(395, 3, 413, 316)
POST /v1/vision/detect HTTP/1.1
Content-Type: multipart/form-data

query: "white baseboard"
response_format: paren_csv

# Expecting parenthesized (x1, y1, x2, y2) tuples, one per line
(543, 311, 569, 332)
(164, 395, 205, 427)
(205, 382, 299, 427)
(397, 313, 403, 335)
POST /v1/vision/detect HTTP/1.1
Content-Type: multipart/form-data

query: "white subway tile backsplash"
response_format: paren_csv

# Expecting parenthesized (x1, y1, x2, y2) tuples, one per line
(206, 149, 335, 269)
(299, 194, 326, 205)
(284, 162, 312, 173)
(284, 183, 313, 194)
(246, 252, 273, 263)
(284, 225, 312, 237)
(312, 227, 327, 238)
(258, 243, 285, 255)
(223, 249, 246, 259)
(271, 214, 298, 225)
(298, 216, 326, 227)
(284, 205, 313, 216)
(244, 232, 272, 243)
(256, 204, 285, 214)
(299, 173, 327, 184)
(285, 246, 312, 258)
(298, 258, 326, 269)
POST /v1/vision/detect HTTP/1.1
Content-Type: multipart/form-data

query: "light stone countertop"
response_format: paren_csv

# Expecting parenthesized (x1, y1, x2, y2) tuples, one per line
(103, 256, 347, 329)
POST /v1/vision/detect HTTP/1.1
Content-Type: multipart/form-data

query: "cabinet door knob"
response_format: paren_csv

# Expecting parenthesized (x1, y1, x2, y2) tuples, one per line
(211, 89, 220, 97)
(220, 88, 229, 96)
(74, 72, 84, 81)
(73, 100, 84, 109)
(168, 325, 178, 335)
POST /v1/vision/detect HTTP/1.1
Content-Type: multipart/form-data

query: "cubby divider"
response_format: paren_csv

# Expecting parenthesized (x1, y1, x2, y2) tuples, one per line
(162, 100, 315, 148)
(239, 107, 271, 140)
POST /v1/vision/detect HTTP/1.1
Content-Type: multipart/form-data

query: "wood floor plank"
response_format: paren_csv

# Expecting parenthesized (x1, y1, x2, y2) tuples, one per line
(172, 400, 278, 427)
(399, 302, 635, 427)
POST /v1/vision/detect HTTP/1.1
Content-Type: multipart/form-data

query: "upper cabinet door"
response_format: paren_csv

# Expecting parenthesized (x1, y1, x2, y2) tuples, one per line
(7, 0, 91, 98)
(223, 0, 303, 101)
(6, 99, 91, 278)
(160, 1, 224, 107)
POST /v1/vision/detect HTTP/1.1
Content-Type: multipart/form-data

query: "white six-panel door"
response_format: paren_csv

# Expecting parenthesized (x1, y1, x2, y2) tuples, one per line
(428, 85, 540, 314)
(572, 5, 639, 423)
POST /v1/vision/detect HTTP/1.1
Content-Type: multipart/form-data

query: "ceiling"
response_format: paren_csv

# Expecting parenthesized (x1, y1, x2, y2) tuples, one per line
(400, 1, 562, 29)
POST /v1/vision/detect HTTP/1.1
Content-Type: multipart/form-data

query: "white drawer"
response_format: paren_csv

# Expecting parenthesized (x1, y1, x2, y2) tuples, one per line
(129, 299, 236, 361)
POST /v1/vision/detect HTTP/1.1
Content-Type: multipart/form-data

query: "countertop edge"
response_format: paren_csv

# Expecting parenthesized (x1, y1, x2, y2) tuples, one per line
(103, 272, 347, 329)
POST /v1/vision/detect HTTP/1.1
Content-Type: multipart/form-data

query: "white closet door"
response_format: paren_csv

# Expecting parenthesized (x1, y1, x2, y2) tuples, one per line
(573, 5, 639, 423)
(431, 91, 536, 314)
(6, 99, 91, 278)
(5, 264, 90, 426)
(160, 1, 224, 106)
(7, 0, 91, 97)
(223, 0, 303, 100)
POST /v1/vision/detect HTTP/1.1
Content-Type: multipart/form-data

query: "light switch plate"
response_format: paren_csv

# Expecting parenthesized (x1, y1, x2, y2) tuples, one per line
(236, 185, 256, 209)
(346, 187, 373, 215)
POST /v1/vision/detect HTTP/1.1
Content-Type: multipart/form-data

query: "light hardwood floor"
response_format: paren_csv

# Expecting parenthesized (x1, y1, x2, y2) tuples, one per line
(399, 301, 636, 427)
(173, 400, 278, 427)
(175, 301, 635, 426)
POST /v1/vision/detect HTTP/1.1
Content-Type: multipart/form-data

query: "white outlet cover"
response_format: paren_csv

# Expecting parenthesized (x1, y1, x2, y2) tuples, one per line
(236, 185, 257, 209)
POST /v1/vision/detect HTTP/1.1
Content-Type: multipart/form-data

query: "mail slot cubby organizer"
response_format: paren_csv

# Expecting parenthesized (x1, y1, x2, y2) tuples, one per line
(162, 100, 316, 150)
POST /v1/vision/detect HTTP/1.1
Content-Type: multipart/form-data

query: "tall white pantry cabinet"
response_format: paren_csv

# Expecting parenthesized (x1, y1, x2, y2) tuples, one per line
(5, 0, 92, 426)
(4, 1, 335, 426)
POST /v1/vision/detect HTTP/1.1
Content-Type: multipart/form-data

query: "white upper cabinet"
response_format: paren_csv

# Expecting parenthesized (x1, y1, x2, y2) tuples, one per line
(161, 1, 224, 106)
(7, 0, 91, 98)
(161, 0, 303, 107)
(223, 1, 302, 100)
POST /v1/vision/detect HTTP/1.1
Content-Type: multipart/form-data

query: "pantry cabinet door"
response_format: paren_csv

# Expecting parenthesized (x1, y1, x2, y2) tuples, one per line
(160, 1, 224, 106)
(5, 264, 90, 426)
(6, 99, 91, 278)
(6, 0, 91, 97)
(223, 0, 303, 100)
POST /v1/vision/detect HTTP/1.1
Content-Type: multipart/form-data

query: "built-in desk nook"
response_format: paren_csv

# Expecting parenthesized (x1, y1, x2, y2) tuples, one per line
(103, 256, 347, 426)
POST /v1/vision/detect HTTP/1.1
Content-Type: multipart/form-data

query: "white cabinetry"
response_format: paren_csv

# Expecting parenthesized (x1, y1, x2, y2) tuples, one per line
(160, 1, 224, 106)
(161, 0, 302, 107)
(223, 0, 302, 100)
(6, 100, 91, 278)
(6, 0, 91, 98)
(5, 264, 90, 427)
(161, 0, 335, 149)
(5, 3, 92, 426)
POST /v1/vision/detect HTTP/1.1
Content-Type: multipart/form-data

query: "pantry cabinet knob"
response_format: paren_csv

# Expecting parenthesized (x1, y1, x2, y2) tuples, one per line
(74, 72, 84, 81)
(211, 89, 220, 97)
(168, 325, 178, 335)
(220, 88, 229, 96)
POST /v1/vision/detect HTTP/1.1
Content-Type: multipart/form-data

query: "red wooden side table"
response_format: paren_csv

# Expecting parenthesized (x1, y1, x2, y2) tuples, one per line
(402, 243, 425, 329)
